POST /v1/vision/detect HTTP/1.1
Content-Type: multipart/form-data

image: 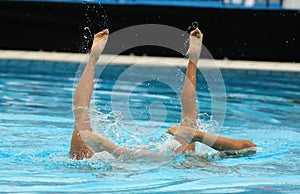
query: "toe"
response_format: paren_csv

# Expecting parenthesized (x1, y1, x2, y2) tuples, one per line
(95, 29, 109, 38)
(191, 28, 202, 38)
(100, 29, 109, 35)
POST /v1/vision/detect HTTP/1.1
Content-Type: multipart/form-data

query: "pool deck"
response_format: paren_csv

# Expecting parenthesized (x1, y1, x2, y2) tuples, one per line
(0, 50, 299, 72)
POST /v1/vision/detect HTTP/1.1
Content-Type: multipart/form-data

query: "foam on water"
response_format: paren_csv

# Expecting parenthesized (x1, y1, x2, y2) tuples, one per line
(89, 108, 220, 151)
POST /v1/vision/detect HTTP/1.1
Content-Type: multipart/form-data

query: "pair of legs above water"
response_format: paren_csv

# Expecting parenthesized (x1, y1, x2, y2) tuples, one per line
(69, 27, 256, 160)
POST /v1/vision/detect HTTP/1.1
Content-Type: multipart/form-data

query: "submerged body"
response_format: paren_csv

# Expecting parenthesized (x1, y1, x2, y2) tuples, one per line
(69, 27, 256, 160)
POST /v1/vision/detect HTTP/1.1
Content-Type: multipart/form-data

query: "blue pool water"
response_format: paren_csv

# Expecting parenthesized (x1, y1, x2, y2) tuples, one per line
(0, 59, 299, 193)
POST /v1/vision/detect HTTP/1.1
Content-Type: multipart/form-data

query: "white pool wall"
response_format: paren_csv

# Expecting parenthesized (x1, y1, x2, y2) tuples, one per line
(0, 50, 299, 72)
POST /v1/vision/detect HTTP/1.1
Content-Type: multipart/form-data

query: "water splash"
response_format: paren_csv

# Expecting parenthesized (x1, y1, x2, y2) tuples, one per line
(90, 109, 122, 144)
(83, 27, 92, 39)
(197, 113, 219, 134)
(80, 1, 109, 52)
(187, 21, 198, 32)
(89, 109, 219, 155)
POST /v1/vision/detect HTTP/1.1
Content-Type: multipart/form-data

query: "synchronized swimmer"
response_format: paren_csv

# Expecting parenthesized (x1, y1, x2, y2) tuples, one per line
(69, 27, 256, 160)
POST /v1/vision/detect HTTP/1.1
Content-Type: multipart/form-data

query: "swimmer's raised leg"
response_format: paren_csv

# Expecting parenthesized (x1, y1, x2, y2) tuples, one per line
(69, 29, 109, 160)
(168, 28, 256, 155)
(73, 29, 109, 120)
(175, 28, 203, 153)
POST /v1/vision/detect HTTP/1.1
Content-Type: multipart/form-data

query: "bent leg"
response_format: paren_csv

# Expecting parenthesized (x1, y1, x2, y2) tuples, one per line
(78, 130, 130, 158)
(79, 131, 166, 159)
(167, 125, 256, 151)
(69, 29, 109, 160)
(176, 28, 203, 152)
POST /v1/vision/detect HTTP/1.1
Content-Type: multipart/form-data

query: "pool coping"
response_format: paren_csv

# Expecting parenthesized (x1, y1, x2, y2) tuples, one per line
(0, 50, 299, 72)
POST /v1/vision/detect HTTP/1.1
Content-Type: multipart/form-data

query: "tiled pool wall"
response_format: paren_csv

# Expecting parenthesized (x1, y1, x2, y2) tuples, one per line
(1, 59, 300, 79)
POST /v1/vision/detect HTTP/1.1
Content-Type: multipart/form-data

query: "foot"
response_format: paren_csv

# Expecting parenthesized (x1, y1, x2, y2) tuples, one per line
(90, 29, 109, 59)
(187, 28, 203, 65)
(166, 125, 196, 144)
(239, 139, 257, 149)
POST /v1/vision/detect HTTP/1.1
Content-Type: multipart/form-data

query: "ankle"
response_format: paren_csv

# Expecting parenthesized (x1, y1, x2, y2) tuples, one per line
(88, 56, 99, 66)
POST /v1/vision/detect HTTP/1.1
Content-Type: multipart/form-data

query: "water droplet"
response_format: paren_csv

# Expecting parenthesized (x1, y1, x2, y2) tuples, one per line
(187, 21, 198, 32)
(84, 27, 92, 38)
(192, 21, 198, 29)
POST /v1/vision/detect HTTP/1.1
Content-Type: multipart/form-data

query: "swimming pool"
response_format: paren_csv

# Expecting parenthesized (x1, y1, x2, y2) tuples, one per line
(0, 59, 299, 193)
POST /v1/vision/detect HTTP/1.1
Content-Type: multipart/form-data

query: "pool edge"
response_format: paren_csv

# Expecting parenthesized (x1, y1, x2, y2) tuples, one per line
(0, 50, 299, 72)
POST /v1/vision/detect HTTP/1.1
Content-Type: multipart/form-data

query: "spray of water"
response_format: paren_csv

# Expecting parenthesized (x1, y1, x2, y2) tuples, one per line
(80, 1, 109, 52)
